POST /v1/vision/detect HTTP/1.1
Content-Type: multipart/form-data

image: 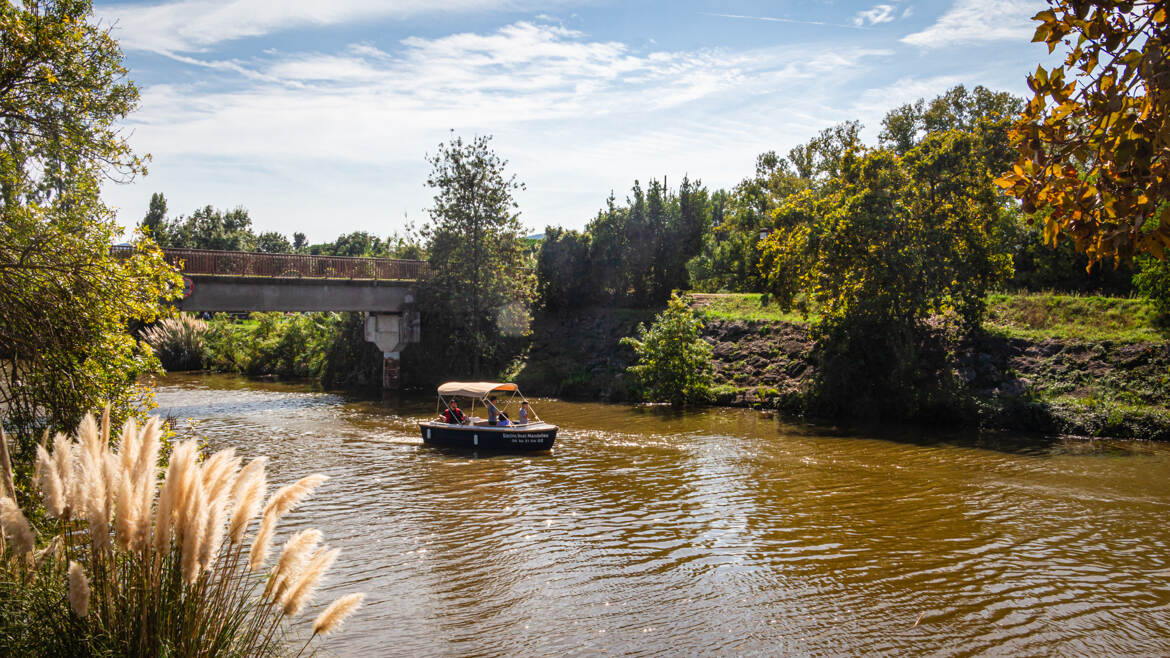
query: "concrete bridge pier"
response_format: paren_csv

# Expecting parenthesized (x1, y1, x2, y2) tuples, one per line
(365, 310, 421, 389)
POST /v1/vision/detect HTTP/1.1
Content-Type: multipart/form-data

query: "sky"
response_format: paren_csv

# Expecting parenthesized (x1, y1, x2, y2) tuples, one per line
(94, 0, 1056, 242)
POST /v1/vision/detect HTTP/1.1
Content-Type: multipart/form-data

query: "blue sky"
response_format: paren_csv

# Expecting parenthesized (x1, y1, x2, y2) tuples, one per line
(95, 0, 1054, 242)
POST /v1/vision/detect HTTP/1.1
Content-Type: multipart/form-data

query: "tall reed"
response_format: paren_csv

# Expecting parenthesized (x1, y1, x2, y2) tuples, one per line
(0, 410, 363, 656)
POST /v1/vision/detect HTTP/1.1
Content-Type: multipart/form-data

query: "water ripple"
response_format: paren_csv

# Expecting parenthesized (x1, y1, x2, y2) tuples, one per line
(156, 374, 1170, 657)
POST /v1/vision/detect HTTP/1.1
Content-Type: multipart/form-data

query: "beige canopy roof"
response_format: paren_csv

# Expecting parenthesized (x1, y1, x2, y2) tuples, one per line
(437, 382, 519, 398)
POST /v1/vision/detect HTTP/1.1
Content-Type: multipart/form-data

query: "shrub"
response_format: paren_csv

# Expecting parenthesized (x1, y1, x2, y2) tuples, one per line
(621, 293, 714, 406)
(0, 412, 363, 656)
(1134, 256, 1170, 327)
(142, 314, 207, 371)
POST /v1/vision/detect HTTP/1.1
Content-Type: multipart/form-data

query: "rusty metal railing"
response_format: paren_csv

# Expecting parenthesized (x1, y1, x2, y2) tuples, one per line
(111, 246, 428, 281)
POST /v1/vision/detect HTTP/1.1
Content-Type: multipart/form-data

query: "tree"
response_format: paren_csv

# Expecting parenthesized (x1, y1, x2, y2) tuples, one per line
(142, 192, 168, 238)
(997, 0, 1170, 265)
(0, 0, 181, 448)
(156, 205, 257, 251)
(255, 230, 292, 253)
(292, 232, 308, 251)
(620, 293, 713, 406)
(535, 226, 592, 312)
(419, 134, 530, 377)
(760, 131, 1012, 417)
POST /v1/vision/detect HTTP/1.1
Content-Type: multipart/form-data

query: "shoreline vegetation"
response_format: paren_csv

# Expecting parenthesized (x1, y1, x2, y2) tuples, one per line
(160, 289, 1169, 443)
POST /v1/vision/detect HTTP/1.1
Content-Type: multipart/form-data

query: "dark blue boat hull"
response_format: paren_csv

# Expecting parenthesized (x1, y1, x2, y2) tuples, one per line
(418, 423, 557, 450)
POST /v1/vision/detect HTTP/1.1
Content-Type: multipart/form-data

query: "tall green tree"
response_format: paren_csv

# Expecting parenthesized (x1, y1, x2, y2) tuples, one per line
(153, 205, 257, 251)
(0, 0, 181, 447)
(419, 134, 531, 377)
(760, 131, 1012, 418)
(142, 192, 168, 237)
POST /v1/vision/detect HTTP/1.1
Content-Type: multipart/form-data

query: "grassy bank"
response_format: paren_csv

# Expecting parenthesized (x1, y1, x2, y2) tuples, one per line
(690, 292, 1169, 440)
(694, 291, 1166, 342)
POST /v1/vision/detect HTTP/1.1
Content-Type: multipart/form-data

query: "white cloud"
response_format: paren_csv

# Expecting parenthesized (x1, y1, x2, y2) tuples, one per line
(901, 0, 1045, 48)
(853, 4, 897, 26)
(107, 21, 893, 235)
(100, 0, 557, 53)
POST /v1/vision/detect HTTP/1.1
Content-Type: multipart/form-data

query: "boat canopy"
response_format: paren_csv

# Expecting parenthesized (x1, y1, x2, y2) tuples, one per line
(437, 382, 519, 398)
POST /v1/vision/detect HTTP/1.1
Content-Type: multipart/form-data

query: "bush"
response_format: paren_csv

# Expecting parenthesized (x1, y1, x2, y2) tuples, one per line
(1134, 256, 1170, 327)
(142, 314, 207, 371)
(621, 293, 714, 406)
(203, 313, 343, 380)
(0, 412, 364, 656)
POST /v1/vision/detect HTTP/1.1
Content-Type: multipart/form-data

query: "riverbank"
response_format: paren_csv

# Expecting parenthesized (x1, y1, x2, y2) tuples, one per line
(515, 295, 1170, 441)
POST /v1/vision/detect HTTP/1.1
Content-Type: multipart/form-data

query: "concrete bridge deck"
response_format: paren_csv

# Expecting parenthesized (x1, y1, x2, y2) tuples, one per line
(114, 246, 426, 387)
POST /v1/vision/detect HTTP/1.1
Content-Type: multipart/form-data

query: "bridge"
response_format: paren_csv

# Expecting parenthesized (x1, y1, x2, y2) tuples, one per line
(117, 247, 428, 389)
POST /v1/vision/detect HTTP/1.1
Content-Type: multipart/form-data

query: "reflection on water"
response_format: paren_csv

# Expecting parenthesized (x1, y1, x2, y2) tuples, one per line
(156, 373, 1170, 656)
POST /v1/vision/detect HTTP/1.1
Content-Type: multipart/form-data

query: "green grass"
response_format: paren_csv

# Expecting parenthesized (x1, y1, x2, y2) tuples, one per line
(692, 293, 813, 324)
(984, 292, 1164, 342)
(693, 292, 1166, 343)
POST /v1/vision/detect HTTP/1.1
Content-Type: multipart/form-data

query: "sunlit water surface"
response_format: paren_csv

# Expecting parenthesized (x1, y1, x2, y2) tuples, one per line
(156, 373, 1170, 656)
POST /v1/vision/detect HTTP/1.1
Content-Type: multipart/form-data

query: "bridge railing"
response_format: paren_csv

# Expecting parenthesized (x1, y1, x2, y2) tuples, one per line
(112, 246, 429, 281)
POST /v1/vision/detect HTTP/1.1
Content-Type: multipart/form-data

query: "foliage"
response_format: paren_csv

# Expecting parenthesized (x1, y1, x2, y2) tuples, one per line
(418, 134, 532, 378)
(151, 205, 259, 251)
(984, 291, 1162, 341)
(255, 231, 292, 253)
(142, 314, 207, 371)
(319, 313, 384, 389)
(0, 412, 363, 656)
(763, 132, 1013, 333)
(539, 177, 713, 309)
(142, 193, 167, 238)
(760, 130, 1012, 418)
(1134, 256, 1170, 324)
(997, 0, 1170, 265)
(0, 0, 182, 449)
(535, 226, 592, 311)
(203, 313, 336, 379)
(1005, 218, 1136, 293)
(620, 293, 714, 406)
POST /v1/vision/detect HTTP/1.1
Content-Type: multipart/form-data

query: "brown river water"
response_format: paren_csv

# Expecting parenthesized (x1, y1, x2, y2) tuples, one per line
(156, 373, 1170, 657)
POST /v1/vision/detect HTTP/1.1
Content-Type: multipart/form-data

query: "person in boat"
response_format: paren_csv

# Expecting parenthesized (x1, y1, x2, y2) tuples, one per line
(497, 411, 511, 427)
(518, 401, 531, 425)
(485, 395, 500, 426)
(440, 400, 466, 424)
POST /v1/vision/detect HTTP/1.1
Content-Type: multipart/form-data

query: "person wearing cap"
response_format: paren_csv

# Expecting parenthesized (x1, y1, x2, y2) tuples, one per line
(440, 400, 465, 424)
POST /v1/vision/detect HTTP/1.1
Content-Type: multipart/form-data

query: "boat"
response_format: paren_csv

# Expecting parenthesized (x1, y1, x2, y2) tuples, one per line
(418, 382, 558, 450)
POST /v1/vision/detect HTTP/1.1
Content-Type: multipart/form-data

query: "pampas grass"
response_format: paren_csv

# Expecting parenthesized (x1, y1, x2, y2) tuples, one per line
(0, 497, 34, 554)
(0, 412, 364, 657)
(68, 561, 90, 617)
(142, 314, 207, 371)
(312, 592, 364, 636)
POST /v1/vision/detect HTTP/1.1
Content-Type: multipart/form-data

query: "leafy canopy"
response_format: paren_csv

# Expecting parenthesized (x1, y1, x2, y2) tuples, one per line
(621, 293, 714, 406)
(997, 0, 1170, 264)
(0, 0, 181, 447)
(418, 134, 531, 378)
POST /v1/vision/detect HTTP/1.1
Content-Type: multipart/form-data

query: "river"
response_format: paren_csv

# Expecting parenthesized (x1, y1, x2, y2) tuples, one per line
(155, 373, 1170, 656)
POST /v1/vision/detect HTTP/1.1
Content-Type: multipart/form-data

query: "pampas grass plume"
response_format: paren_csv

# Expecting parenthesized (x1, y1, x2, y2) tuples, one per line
(0, 496, 34, 554)
(51, 432, 74, 516)
(312, 593, 364, 636)
(248, 512, 278, 572)
(229, 459, 266, 544)
(264, 474, 328, 520)
(282, 547, 338, 616)
(269, 529, 321, 599)
(68, 561, 90, 617)
(35, 444, 65, 517)
(202, 449, 241, 508)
